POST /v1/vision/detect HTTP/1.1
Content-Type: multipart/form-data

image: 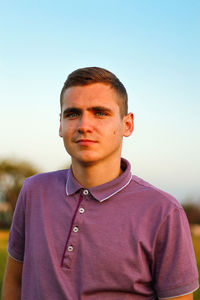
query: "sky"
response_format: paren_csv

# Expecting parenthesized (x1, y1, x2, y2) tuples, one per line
(0, 0, 200, 202)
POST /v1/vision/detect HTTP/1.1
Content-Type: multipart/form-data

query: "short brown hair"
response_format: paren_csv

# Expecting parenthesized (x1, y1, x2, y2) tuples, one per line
(60, 67, 128, 117)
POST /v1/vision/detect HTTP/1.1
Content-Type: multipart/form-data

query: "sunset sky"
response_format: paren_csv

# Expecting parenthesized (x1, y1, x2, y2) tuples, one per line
(0, 0, 199, 202)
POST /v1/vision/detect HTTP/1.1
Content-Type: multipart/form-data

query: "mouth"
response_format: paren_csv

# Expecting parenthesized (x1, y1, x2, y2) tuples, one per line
(75, 139, 97, 146)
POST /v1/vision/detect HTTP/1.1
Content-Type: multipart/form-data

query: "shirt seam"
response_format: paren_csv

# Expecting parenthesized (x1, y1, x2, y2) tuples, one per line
(8, 249, 24, 262)
(158, 285, 199, 299)
(157, 279, 199, 298)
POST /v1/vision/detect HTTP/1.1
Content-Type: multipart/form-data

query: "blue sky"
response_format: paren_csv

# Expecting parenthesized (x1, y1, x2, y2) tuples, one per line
(0, 0, 199, 202)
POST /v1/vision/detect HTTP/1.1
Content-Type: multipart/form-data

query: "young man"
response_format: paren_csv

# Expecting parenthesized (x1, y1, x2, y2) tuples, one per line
(2, 67, 199, 299)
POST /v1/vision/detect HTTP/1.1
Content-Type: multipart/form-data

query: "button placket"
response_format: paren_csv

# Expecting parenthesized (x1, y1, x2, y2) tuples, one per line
(62, 194, 88, 269)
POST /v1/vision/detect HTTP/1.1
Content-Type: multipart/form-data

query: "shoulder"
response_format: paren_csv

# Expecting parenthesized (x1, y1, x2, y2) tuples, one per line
(131, 174, 182, 208)
(23, 169, 70, 190)
(17, 169, 70, 207)
(127, 175, 184, 224)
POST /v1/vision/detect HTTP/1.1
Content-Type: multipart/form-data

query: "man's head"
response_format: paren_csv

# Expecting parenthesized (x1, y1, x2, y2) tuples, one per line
(59, 67, 134, 173)
(60, 67, 128, 118)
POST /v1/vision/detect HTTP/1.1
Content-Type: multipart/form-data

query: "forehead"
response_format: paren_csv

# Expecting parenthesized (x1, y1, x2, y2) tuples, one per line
(62, 83, 121, 110)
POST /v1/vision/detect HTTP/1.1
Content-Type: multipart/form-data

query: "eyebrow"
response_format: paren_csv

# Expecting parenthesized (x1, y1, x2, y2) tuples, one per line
(89, 106, 113, 113)
(63, 106, 113, 115)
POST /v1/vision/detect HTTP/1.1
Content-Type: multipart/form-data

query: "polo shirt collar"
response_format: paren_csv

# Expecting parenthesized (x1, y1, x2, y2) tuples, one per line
(66, 158, 132, 202)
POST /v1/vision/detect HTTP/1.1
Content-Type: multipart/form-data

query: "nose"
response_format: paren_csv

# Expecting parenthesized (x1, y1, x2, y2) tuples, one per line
(77, 112, 93, 133)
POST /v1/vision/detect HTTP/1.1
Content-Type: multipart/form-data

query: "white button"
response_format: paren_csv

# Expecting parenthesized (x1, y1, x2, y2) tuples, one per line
(73, 226, 79, 233)
(68, 246, 74, 252)
(83, 189, 89, 195)
(79, 207, 85, 214)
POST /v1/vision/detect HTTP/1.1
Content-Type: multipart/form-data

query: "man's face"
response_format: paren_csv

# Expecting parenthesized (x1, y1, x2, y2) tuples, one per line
(59, 83, 133, 167)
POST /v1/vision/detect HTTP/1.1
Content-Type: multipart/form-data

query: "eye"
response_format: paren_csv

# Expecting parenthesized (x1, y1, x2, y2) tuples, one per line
(68, 112, 79, 118)
(95, 111, 108, 117)
(64, 111, 80, 119)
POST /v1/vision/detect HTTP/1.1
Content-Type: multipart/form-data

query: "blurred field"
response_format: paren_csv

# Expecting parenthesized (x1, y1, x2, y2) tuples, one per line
(0, 230, 9, 296)
(192, 234, 200, 300)
(0, 230, 199, 298)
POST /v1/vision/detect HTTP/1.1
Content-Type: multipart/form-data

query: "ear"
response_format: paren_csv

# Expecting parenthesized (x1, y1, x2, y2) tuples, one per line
(123, 113, 134, 137)
(59, 113, 63, 137)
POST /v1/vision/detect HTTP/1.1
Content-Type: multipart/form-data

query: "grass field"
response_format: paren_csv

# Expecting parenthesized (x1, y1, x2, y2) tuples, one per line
(0, 230, 199, 298)
(0, 230, 9, 296)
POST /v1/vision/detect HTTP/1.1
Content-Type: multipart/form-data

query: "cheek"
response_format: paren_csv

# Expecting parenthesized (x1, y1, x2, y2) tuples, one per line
(112, 124, 124, 137)
(62, 123, 74, 134)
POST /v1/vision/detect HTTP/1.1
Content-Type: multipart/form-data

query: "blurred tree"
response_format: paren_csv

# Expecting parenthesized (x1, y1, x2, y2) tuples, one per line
(0, 159, 39, 215)
(182, 202, 200, 225)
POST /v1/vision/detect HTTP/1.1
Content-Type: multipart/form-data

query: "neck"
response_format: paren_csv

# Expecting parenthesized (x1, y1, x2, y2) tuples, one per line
(71, 158, 122, 188)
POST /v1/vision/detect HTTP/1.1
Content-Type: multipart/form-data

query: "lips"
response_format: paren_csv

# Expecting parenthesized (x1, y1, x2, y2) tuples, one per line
(75, 139, 97, 146)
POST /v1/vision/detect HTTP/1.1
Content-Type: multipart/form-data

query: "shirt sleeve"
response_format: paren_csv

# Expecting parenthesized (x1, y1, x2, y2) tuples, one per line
(8, 180, 27, 262)
(153, 206, 199, 299)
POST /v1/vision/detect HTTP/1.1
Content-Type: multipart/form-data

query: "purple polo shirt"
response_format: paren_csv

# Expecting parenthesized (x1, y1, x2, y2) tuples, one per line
(8, 158, 199, 300)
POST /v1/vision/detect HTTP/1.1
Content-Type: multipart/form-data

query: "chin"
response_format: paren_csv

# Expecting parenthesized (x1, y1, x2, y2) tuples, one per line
(71, 153, 102, 166)
(77, 157, 100, 166)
